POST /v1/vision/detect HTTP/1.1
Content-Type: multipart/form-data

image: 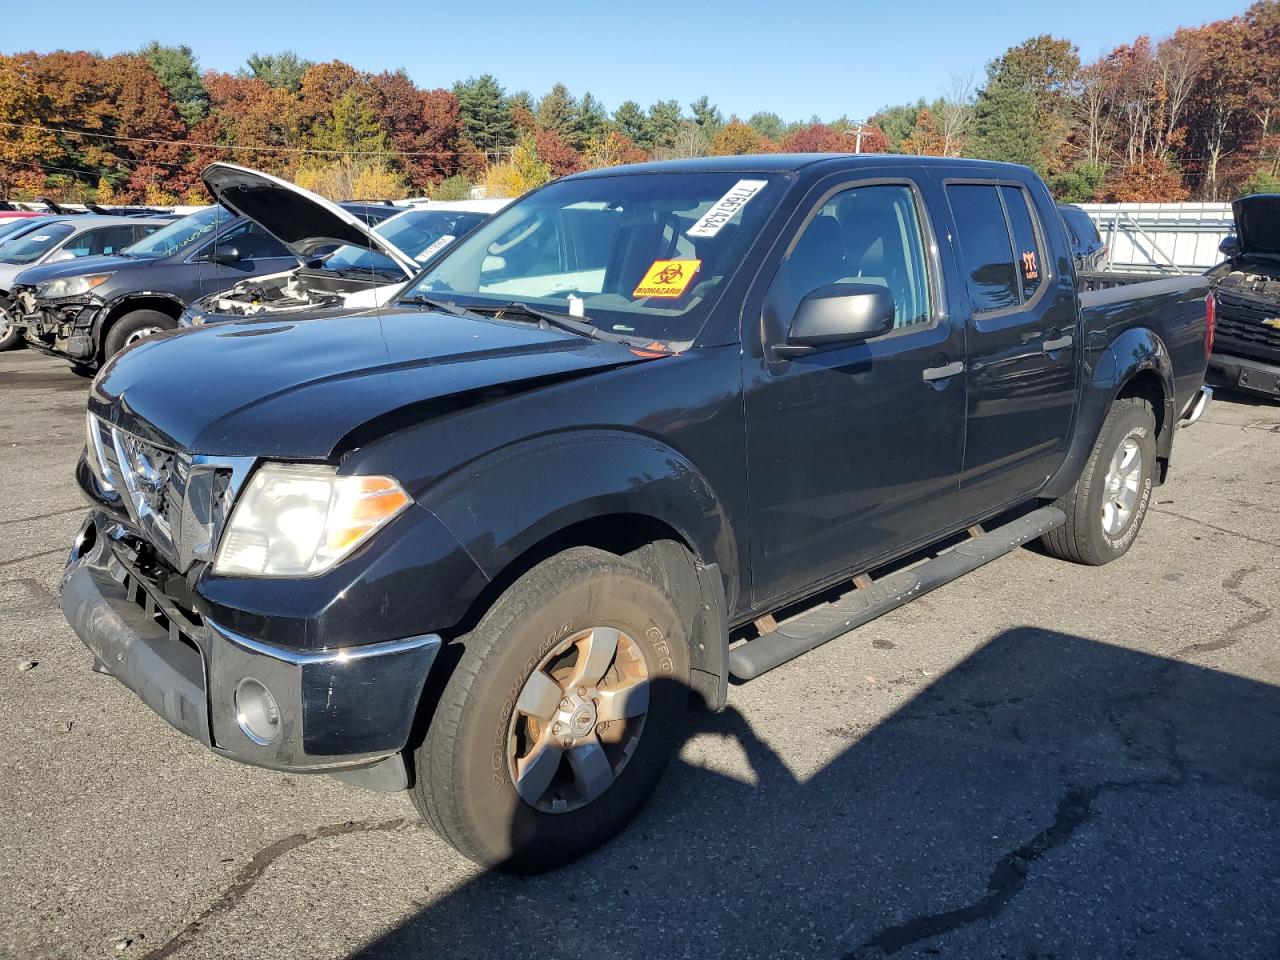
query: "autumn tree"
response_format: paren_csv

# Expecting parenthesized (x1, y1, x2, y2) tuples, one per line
(534, 128, 584, 177)
(972, 35, 1080, 174)
(709, 119, 771, 156)
(369, 70, 462, 189)
(899, 109, 948, 155)
(582, 131, 648, 168)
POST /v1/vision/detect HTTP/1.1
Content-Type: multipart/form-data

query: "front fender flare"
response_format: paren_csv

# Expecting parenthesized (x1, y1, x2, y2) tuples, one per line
(422, 429, 739, 613)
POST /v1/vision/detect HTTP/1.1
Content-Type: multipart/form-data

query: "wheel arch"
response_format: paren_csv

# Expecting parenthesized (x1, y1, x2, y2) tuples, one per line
(97, 293, 186, 346)
(1044, 327, 1176, 498)
(422, 431, 737, 709)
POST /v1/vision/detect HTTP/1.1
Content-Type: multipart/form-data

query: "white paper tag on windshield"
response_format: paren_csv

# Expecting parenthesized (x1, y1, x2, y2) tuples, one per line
(417, 234, 456, 261)
(686, 180, 767, 238)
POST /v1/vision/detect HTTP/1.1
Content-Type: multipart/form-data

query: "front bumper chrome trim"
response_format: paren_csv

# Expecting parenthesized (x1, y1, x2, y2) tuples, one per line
(62, 512, 441, 780)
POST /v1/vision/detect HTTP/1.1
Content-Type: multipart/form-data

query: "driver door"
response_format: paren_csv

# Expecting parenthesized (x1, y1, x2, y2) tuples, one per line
(743, 177, 968, 606)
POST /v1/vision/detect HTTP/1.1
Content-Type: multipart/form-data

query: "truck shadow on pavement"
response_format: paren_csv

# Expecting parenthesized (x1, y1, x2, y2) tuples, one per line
(352, 626, 1280, 960)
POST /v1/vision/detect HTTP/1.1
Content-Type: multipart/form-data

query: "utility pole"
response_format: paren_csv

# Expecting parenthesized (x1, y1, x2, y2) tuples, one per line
(854, 122, 864, 153)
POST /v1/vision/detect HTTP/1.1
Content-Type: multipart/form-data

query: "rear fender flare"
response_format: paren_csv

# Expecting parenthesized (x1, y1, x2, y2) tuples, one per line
(1044, 327, 1175, 499)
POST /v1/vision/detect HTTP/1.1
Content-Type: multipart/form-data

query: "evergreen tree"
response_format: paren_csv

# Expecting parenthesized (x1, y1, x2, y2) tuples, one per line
(645, 99, 683, 150)
(577, 92, 609, 149)
(747, 112, 784, 140)
(140, 42, 208, 126)
(613, 100, 648, 145)
(536, 83, 579, 139)
(454, 74, 516, 158)
(690, 95, 723, 133)
(240, 51, 312, 93)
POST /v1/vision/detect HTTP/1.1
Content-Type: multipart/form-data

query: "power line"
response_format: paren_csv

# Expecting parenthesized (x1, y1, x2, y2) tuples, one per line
(0, 120, 470, 158)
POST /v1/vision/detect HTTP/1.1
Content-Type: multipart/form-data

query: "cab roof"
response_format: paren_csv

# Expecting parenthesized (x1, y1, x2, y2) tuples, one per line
(566, 153, 1035, 180)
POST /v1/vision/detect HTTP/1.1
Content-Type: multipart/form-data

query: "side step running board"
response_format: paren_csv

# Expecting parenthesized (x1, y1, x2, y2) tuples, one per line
(727, 506, 1066, 681)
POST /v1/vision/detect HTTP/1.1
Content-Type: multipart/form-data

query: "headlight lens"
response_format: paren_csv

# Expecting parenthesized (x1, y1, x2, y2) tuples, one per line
(213, 463, 412, 577)
(38, 273, 113, 300)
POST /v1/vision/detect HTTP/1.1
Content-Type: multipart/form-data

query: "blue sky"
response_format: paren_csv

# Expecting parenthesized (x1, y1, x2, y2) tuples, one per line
(1, 0, 1252, 121)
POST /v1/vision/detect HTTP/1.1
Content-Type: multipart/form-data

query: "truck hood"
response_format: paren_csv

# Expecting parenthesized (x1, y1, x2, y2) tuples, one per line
(1232, 194, 1280, 259)
(202, 163, 420, 276)
(91, 306, 655, 459)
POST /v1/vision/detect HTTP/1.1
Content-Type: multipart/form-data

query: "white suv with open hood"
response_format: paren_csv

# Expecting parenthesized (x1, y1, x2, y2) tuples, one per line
(182, 163, 507, 326)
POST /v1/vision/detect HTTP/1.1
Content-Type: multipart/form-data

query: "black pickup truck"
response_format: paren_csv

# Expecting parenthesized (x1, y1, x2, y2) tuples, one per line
(61, 155, 1211, 872)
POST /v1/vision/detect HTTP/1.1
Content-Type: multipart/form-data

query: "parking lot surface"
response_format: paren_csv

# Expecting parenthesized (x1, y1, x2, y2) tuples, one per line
(2, 347, 1278, 960)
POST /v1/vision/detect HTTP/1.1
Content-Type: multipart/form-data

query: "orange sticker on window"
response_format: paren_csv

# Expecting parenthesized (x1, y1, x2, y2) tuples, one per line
(1021, 250, 1039, 280)
(633, 259, 701, 298)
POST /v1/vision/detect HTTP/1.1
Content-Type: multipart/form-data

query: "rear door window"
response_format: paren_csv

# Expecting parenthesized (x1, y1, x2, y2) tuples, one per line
(66, 225, 138, 257)
(948, 183, 1047, 312)
(947, 184, 1018, 313)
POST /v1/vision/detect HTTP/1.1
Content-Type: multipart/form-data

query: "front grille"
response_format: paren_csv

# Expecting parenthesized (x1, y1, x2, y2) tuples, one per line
(85, 414, 252, 572)
(1214, 290, 1280, 362)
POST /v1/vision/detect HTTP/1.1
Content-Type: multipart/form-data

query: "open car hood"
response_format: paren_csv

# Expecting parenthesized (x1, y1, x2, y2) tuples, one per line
(201, 163, 420, 276)
(1232, 194, 1280, 259)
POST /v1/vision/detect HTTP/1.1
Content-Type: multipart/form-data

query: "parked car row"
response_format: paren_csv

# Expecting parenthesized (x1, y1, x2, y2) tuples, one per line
(1, 174, 506, 369)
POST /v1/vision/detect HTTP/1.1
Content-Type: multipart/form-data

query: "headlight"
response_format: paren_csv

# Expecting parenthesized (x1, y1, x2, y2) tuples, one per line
(213, 463, 411, 577)
(38, 273, 113, 300)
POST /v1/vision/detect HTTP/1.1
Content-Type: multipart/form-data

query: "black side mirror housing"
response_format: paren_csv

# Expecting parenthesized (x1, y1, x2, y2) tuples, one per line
(777, 283, 896, 356)
(207, 246, 242, 265)
(1219, 235, 1238, 259)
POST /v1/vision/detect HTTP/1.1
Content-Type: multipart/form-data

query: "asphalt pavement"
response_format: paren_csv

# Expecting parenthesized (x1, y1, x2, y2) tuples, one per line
(1, 347, 1278, 960)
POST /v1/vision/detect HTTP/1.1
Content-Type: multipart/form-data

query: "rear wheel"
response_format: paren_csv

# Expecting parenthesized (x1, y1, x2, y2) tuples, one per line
(102, 309, 173, 360)
(1041, 397, 1157, 565)
(412, 546, 689, 873)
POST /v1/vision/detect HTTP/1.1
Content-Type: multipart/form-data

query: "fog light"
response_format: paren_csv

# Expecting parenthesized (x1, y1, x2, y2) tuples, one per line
(234, 678, 280, 745)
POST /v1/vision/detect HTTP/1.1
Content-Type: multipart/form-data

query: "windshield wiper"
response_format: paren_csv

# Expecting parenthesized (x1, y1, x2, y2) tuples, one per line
(471, 300, 629, 342)
(398, 293, 486, 320)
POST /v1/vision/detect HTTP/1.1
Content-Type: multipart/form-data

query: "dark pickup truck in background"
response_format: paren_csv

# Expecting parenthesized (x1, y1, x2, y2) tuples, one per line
(60, 154, 1211, 873)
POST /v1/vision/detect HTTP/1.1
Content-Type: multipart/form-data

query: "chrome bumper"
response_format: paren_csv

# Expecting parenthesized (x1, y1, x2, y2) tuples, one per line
(60, 513, 440, 787)
(1180, 384, 1213, 426)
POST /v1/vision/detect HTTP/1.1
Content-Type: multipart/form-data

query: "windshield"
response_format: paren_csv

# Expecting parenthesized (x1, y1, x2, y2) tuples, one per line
(402, 172, 783, 342)
(122, 206, 226, 259)
(319, 208, 492, 277)
(0, 221, 75, 265)
(0, 217, 52, 247)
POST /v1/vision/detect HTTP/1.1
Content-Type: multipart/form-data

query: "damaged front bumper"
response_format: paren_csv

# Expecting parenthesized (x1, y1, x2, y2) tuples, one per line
(61, 511, 441, 790)
(14, 287, 101, 360)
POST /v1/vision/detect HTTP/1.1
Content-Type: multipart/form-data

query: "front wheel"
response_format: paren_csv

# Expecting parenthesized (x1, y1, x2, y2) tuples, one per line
(102, 309, 173, 360)
(1041, 397, 1157, 565)
(0, 307, 21, 351)
(412, 546, 689, 873)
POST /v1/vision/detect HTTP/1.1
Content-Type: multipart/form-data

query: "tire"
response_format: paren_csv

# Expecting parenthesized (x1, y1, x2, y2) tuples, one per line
(102, 309, 173, 360)
(412, 546, 690, 873)
(0, 306, 21, 351)
(1041, 397, 1157, 565)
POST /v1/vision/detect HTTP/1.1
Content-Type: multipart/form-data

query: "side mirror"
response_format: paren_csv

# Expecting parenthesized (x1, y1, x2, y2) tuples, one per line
(207, 246, 242, 265)
(777, 283, 895, 356)
(1219, 235, 1238, 258)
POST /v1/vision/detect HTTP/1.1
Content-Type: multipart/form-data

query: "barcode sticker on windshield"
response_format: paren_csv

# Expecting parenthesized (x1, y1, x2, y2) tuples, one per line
(417, 235, 456, 261)
(686, 180, 767, 238)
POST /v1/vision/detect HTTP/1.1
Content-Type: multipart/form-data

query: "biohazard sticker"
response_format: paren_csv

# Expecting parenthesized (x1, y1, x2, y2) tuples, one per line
(633, 259, 701, 298)
(687, 179, 767, 238)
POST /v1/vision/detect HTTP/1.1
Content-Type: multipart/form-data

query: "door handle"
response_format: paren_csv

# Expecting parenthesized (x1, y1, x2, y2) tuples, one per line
(1043, 335, 1073, 352)
(922, 360, 965, 382)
